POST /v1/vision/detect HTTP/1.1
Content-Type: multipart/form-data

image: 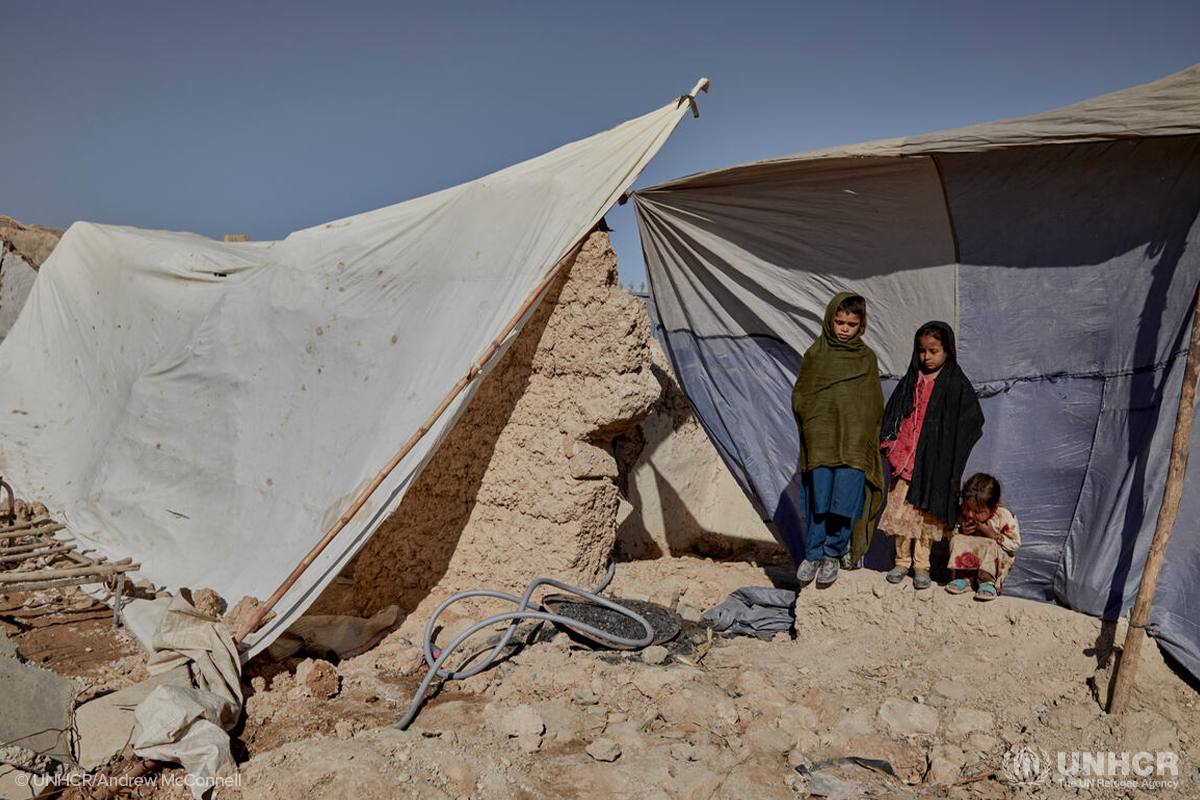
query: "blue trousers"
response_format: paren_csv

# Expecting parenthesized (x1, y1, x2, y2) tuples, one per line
(802, 466, 865, 561)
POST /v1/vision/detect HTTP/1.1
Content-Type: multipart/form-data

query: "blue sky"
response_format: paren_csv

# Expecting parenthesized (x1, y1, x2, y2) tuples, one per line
(1, 0, 1197, 286)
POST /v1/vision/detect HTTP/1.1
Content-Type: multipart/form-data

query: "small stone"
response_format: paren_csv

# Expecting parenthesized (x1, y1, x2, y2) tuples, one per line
(931, 679, 971, 702)
(192, 588, 223, 618)
(632, 667, 676, 699)
(967, 732, 1000, 752)
(714, 698, 740, 725)
(806, 771, 859, 800)
(666, 764, 722, 797)
(928, 744, 967, 784)
(585, 737, 622, 762)
(946, 708, 995, 737)
(490, 704, 545, 738)
(641, 645, 669, 665)
(744, 726, 793, 757)
(879, 698, 939, 736)
(571, 688, 599, 705)
(516, 732, 542, 753)
(678, 602, 704, 623)
(670, 742, 697, 761)
(295, 658, 340, 699)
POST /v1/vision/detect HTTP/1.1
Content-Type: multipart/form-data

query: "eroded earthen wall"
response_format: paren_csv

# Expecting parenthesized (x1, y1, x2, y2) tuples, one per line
(0, 221, 64, 342)
(614, 340, 778, 560)
(312, 232, 662, 616)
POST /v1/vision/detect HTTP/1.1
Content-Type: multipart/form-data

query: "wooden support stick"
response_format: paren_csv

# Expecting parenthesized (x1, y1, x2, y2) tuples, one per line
(0, 545, 74, 563)
(0, 516, 55, 534)
(0, 525, 65, 543)
(1, 573, 139, 593)
(0, 534, 71, 554)
(1109, 286, 1200, 714)
(0, 557, 134, 583)
(234, 236, 589, 644)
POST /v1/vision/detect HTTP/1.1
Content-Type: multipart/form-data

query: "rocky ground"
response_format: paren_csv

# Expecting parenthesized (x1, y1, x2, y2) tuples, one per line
(207, 556, 1198, 800)
(3, 552, 1198, 799)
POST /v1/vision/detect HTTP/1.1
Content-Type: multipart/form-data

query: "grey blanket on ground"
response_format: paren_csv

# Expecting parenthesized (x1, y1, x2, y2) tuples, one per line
(701, 587, 796, 639)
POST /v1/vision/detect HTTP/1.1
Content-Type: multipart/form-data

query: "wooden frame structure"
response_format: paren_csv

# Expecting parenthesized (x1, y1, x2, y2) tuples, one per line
(0, 516, 139, 597)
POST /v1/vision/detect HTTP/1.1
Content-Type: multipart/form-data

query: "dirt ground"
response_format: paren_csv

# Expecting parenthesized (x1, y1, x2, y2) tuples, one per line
(3, 545, 1199, 800)
(207, 555, 1198, 800)
(0, 588, 147, 697)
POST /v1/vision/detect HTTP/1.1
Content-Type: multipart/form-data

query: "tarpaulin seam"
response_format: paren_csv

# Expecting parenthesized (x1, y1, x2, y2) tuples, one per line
(659, 328, 1191, 388)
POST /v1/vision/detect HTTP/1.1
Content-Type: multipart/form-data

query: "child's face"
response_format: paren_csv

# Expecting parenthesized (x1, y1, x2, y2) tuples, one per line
(962, 501, 995, 526)
(832, 310, 862, 342)
(918, 334, 948, 374)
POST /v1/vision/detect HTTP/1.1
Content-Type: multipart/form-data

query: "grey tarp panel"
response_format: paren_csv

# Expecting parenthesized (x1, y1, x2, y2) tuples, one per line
(633, 64, 1200, 679)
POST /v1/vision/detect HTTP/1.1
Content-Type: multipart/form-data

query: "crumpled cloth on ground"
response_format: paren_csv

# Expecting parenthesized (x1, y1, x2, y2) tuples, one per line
(131, 595, 242, 799)
(701, 587, 797, 639)
(269, 604, 404, 660)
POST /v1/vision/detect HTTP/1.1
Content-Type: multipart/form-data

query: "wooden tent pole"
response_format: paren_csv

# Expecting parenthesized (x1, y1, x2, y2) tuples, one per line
(1108, 285, 1200, 713)
(234, 235, 589, 645)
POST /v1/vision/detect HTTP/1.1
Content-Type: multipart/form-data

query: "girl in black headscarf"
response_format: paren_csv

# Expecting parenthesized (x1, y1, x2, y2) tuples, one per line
(878, 322, 983, 589)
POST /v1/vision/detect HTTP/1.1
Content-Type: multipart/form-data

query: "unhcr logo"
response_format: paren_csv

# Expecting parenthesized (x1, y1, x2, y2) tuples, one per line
(1001, 747, 1180, 790)
(1002, 746, 1052, 784)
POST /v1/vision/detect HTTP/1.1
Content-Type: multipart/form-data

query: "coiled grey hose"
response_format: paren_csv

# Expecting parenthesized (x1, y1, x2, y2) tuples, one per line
(394, 559, 653, 730)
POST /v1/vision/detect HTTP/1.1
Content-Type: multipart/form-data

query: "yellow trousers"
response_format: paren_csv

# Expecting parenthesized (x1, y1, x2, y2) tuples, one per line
(893, 535, 931, 571)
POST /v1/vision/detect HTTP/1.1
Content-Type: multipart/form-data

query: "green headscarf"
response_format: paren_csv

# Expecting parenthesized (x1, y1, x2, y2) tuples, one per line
(791, 292, 884, 562)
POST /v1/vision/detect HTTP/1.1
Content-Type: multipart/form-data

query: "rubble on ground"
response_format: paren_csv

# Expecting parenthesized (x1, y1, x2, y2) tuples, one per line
(219, 560, 1200, 799)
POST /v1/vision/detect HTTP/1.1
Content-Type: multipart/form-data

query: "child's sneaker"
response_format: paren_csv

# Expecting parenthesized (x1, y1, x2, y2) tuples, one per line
(886, 566, 907, 584)
(816, 557, 839, 586)
(913, 569, 931, 590)
(796, 559, 820, 584)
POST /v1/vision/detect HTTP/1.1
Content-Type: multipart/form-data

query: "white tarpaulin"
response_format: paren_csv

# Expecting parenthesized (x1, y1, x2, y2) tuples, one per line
(0, 85, 704, 659)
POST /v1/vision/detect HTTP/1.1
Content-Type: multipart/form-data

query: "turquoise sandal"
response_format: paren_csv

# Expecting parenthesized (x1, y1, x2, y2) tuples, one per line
(974, 583, 998, 601)
(946, 578, 970, 595)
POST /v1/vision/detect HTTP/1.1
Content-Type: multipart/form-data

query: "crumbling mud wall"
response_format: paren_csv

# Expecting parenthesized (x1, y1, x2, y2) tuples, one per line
(0, 219, 64, 342)
(312, 231, 663, 617)
(614, 341, 779, 560)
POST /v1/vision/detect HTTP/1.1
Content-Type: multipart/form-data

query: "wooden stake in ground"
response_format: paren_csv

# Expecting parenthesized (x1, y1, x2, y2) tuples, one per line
(1109, 286, 1200, 714)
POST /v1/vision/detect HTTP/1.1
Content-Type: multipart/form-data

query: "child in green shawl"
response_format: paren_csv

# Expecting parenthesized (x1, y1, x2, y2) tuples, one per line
(791, 293, 885, 586)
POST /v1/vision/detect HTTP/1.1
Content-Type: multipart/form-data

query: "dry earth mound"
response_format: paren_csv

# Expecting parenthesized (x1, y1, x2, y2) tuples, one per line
(230, 560, 1200, 799)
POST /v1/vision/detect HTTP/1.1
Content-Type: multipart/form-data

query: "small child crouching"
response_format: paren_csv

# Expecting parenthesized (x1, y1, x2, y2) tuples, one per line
(946, 473, 1020, 601)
